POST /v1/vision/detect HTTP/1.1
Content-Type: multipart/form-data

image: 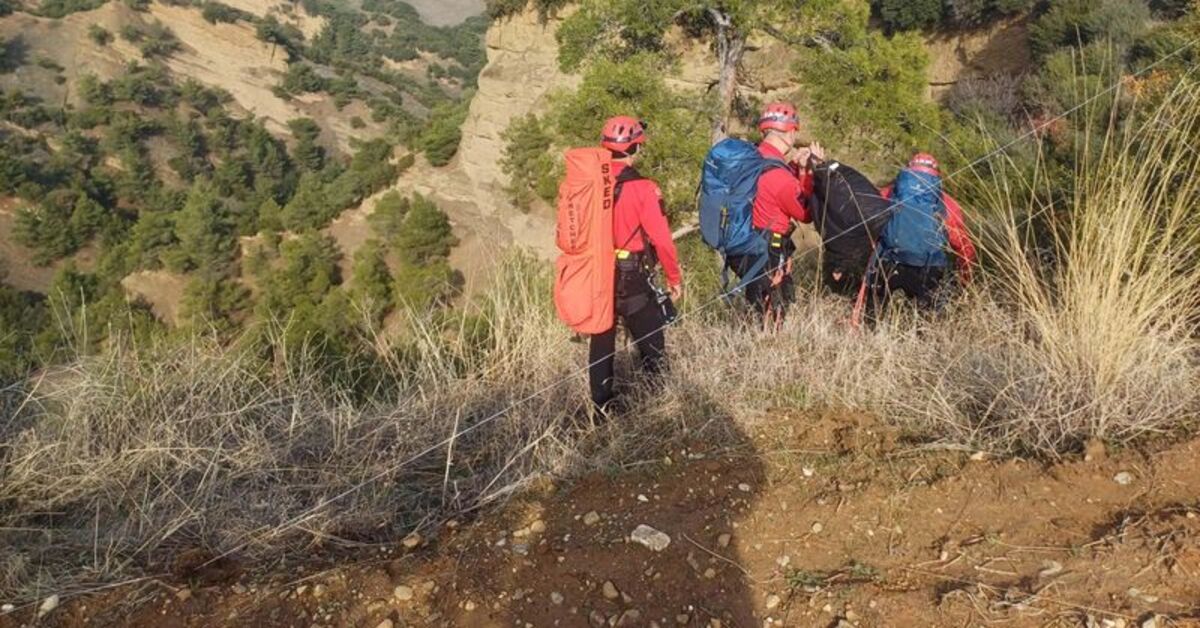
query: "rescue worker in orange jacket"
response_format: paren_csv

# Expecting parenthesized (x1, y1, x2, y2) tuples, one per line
(589, 116, 684, 414)
(728, 102, 826, 323)
(864, 152, 976, 320)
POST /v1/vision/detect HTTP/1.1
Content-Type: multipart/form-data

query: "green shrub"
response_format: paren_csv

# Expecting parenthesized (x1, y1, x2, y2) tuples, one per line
(0, 277, 47, 379)
(35, 0, 106, 18)
(288, 117, 324, 171)
(1029, 0, 1150, 57)
(946, 0, 1037, 26)
(369, 190, 409, 239)
(500, 113, 558, 210)
(170, 179, 236, 273)
(201, 1, 250, 24)
(350, 239, 393, 324)
(88, 24, 114, 46)
(280, 172, 330, 231)
(180, 271, 250, 334)
(256, 16, 305, 59)
(798, 31, 941, 161)
(419, 100, 469, 166)
(875, 0, 943, 32)
(279, 63, 331, 95)
(0, 37, 26, 74)
(256, 231, 342, 318)
(130, 210, 179, 269)
(392, 195, 460, 310)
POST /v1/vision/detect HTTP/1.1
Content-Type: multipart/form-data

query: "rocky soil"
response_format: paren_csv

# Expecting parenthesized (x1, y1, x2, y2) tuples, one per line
(5, 411, 1198, 628)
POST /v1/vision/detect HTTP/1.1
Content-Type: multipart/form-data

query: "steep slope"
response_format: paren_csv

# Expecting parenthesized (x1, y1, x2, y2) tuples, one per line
(0, 2, 384, 152)
(328, 8, 576, 280)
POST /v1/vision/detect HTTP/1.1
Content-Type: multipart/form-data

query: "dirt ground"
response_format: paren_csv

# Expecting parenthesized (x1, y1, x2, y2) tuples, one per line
(4, 410, 1199, 628)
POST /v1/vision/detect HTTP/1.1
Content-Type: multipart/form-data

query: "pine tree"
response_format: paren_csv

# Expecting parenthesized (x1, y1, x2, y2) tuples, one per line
(288, 117, 325, 171)
(172, 179, 235, 273)
(281, 172, 329, 231)
(350, 239, 393, 324)
(394, 194, 457, 264)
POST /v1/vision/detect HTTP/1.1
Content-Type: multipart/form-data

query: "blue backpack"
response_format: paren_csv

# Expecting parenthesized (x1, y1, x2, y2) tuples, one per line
(879, 168, 949, 267)
(698, 138, 787, 293)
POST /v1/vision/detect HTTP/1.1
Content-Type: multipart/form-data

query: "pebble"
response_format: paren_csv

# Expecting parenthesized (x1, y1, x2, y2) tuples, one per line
(583, 511, 602, 526)
(376, 620, 394, 628)
(602, 581, 620, 600)
(676, 614, 691, 624)
(969, 451, 988, 461)
(765, 594, 781, 610)
(402, 532, 422, 549)
(738, 483, 751, 492)
(394, 585, 414, 601)
(776, 555, 791, 568)
(717, 533, 731, 548)
(703, 568, 717, 579)
(312, 584, 327, 598)
(845, 609, 861, 622)
(175, 588, 193, 602)
(38, 594, 59, 617)
(802, 467, 815, 477)
(530, 520, 547, 534)
(551, 591, 564, 605)
(616, 609, 642, 626)
(1, 603, 14, 614)
(630, 524, 671, 552)
(638, 494, 650, 502)
(463, 600, 477, 611)
(1113, 471, 1134, 486)
(1142, 617, 1159, 628)
(589, 609, 607, 626)
(811, 522, 824, 534)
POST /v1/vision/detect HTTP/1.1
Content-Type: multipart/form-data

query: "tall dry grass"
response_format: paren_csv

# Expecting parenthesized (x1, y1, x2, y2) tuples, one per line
(2, 82, 1199, 601)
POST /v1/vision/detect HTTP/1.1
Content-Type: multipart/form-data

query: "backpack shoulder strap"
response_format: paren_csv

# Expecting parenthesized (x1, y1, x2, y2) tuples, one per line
(613, 166, 654, 253)
(614, 166, 646, 204)
(761, 157, 790, 172)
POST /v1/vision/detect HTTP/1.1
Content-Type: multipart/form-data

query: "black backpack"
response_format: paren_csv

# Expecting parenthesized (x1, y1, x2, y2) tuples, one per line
(810, 161, 892, 294)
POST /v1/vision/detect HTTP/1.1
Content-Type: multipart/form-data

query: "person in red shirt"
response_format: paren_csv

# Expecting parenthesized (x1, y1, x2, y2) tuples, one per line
(728, 102, 825, 323)
(588, 116, 684, 414)
(866, 152, 976, 319)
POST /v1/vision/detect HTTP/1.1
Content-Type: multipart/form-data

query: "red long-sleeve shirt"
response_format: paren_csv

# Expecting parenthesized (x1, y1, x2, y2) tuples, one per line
(752, 142, 813, 234)
(880, 185, 977, 277)
(612, 162, 682, 287)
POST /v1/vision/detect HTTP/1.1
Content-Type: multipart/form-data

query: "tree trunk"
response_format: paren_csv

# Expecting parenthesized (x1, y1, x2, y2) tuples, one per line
(709, 9, 744, 145)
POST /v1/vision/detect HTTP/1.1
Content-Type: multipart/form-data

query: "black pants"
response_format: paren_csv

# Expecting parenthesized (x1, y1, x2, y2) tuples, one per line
(588, 271, 667, 409)
(727, 251, 795, 320)
(865, 262, 948, 322)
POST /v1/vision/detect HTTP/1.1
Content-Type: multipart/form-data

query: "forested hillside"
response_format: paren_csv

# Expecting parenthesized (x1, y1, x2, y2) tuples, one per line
(0, 0, 484, 378)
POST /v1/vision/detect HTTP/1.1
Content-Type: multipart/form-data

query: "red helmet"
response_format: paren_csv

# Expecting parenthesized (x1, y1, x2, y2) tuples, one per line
(908, 152, 940, 174)
(758, 102, 799, 133)
(600, 116, 646, 153)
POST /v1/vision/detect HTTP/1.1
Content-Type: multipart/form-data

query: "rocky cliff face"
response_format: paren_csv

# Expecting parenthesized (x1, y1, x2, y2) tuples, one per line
(332, 8, 577, 270)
